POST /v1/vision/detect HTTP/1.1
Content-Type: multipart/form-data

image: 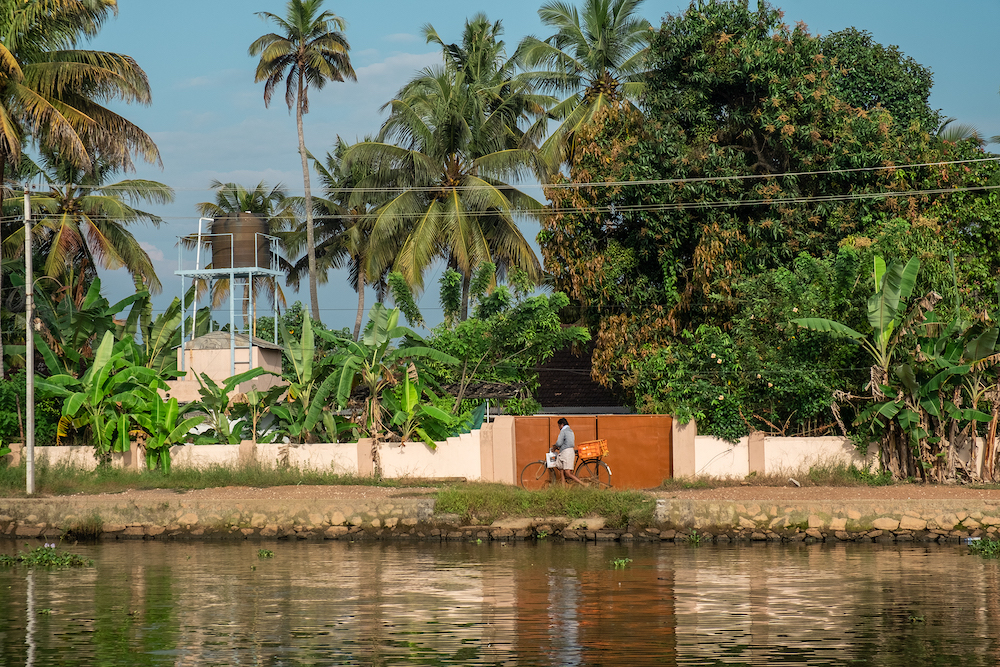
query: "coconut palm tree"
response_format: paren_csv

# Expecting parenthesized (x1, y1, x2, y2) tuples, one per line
(937, 117, 985, 146)
(249, 0, 356, 324)
(288, 138, 389, 341)
(344, 17, 545, 320)
(192, 181, 293, 328)
(516, 0, 653, 167)
(0, 0, 160, 376)
(0, 0, 159, 192)
(1, 151, 172, 301)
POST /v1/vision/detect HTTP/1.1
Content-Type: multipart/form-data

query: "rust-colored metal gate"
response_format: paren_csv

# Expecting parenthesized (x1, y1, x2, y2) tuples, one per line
(514, 415, 672, 489)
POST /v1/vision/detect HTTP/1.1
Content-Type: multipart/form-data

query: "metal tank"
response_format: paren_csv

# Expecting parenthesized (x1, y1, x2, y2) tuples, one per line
(211, 212, 270, 269)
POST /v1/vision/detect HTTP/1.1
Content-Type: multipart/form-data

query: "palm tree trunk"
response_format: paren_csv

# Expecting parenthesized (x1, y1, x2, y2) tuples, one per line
(296, 76, 322, 324)
(460, 270, 471, 321)
(353, 268, 365, 342)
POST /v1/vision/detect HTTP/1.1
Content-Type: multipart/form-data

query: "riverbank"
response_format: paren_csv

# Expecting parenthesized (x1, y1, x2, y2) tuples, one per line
(4, 484, 1000, 544)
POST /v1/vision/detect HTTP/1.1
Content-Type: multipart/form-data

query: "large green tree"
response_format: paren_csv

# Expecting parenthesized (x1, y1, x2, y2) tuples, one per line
(249, 0, 356, 324)
(345, 16, 545, 320)
(819, 27, 940, 133)
(540, 0, 998, 430)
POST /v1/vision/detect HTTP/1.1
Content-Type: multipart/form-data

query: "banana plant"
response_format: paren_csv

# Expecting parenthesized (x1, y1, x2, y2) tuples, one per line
(333, 304, 458, 477)
(272, 315, 347, 443)
(37, 332, 164, 461)
(382, 376, 457, 449)
(853, 307, 997, 481)
(230, 384, 287, 444)
(190, 367, 269, 444)
(794, 256, 920, 399)
(132, 394, 204, 472)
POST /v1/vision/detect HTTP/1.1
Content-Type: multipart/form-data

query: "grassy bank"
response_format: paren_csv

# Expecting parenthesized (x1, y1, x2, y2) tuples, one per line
(0, 460, 398, 498)
(435, 483, 656, 528)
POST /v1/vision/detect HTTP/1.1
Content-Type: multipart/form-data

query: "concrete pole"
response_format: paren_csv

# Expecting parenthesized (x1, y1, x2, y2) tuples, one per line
(24, 188, 34, 494)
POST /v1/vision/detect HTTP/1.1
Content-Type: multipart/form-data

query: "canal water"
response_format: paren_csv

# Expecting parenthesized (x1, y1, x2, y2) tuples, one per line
(0, 539, 997, 665)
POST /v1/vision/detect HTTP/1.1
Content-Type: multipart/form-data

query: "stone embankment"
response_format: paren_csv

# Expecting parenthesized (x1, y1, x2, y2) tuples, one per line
(2, 491, 998, 544)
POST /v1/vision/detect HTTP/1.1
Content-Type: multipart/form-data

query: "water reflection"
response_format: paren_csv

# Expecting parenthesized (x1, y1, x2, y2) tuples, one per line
(0, 540, 997, 665)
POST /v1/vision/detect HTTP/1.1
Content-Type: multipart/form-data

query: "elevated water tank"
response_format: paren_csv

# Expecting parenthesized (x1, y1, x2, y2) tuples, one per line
(211, 212, 270, 269)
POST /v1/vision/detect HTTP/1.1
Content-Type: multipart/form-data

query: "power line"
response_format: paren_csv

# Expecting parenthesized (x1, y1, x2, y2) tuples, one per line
(2, 181, 997, 225)
(3, 156, 996, 196)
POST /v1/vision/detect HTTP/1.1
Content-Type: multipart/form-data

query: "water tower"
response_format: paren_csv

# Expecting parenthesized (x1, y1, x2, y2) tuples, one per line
(175, 214, 283, 381)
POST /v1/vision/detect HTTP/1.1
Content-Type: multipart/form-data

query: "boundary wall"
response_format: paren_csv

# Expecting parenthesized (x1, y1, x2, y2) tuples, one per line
(10, 418, 969, 484)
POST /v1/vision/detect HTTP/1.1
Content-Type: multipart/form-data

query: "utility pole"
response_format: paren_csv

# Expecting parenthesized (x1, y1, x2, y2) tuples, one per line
(24, 187, 34, 495)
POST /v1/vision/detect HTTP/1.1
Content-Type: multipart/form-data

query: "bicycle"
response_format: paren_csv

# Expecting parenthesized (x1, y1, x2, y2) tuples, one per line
(519, 439, 612, 490)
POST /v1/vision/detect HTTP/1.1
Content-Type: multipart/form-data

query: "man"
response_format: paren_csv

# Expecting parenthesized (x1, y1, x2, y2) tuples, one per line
(552, 417, 585, 486)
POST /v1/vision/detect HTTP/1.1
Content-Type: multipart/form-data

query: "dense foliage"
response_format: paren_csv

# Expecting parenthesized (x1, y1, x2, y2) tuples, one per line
(538, 0, 1000, 472)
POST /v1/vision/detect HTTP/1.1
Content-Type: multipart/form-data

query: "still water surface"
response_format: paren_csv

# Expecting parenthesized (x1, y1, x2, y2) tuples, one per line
(1, 539, 998, 666)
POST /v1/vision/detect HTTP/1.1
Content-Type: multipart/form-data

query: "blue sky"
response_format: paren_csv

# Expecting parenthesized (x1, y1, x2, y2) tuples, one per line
(83, 0, 1000, 331)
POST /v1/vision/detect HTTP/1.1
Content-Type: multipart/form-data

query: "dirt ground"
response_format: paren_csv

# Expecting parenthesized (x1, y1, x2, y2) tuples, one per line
(43, 483, 1000, 503)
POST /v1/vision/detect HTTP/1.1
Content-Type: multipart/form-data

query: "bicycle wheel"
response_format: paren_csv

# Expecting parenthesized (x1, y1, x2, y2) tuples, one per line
(520, 461, 553, 490)
(575, 460, 612, 489)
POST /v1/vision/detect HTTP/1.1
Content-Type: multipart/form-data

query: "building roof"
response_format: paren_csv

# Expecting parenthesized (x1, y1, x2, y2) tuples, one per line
(183, 331, 283, 351)
(535, 342, 628, 412)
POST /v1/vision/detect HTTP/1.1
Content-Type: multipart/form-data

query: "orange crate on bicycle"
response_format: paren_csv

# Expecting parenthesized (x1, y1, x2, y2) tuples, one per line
(576, 439, 609, 460)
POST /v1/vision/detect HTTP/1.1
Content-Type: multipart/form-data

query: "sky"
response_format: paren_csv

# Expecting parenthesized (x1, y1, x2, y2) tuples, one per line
(79, 0, 1000, 333)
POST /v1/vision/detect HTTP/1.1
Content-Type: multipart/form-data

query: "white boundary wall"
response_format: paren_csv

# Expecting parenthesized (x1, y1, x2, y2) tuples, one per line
(694, 436, 750, 478)
(693, 434, 870, 478)
(10, 430, 487, 480)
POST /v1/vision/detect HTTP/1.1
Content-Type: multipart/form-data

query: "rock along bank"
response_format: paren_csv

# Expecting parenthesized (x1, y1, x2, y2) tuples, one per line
(2, 493, 998, 545)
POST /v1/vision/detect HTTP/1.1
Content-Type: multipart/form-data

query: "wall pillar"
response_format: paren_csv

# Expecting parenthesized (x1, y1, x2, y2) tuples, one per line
(490, 416, 516, 485)
(357, 438, 374, 477)
(4, 441, 22, 467)
(671, 420, 697, 478)
(239, 440, 257, 465)
(748, 431, 766, 476)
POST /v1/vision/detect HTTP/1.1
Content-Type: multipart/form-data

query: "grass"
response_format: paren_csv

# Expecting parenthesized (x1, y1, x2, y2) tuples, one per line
(0, 460, 411, 498)
(656, 462, 900, 491)
(435, 482, 656, 529)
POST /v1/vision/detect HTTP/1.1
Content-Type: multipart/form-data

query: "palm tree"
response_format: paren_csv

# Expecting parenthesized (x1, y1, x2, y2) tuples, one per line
(344, 17, 545, 320)
(1, 151, 172, 300)
(290, 137, 388, 341)
(937, 117, 985, 146)
(193, 180, 293, 328)
(516, 0, 653, 167)
(249, 0, 356, 324)
(0, 0, 160, 376)
(0, 0, 159, 193)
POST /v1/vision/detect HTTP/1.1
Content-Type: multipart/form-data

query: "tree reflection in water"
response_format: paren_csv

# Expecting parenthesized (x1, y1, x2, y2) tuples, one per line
(0, 540, 997, 665)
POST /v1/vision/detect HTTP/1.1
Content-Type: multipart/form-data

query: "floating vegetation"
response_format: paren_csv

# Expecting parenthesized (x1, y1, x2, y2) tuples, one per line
(257, 549, 275, 559)
(611, 557, 633, 569)
(968, 538, 1000, 558)
(0, 544, 93, 568)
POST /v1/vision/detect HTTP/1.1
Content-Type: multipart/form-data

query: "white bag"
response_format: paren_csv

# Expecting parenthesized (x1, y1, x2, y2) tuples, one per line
(545, 452, 558, 468)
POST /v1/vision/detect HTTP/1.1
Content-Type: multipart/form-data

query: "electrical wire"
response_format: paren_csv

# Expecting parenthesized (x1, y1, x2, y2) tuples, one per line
(3, 156, 996, 196)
